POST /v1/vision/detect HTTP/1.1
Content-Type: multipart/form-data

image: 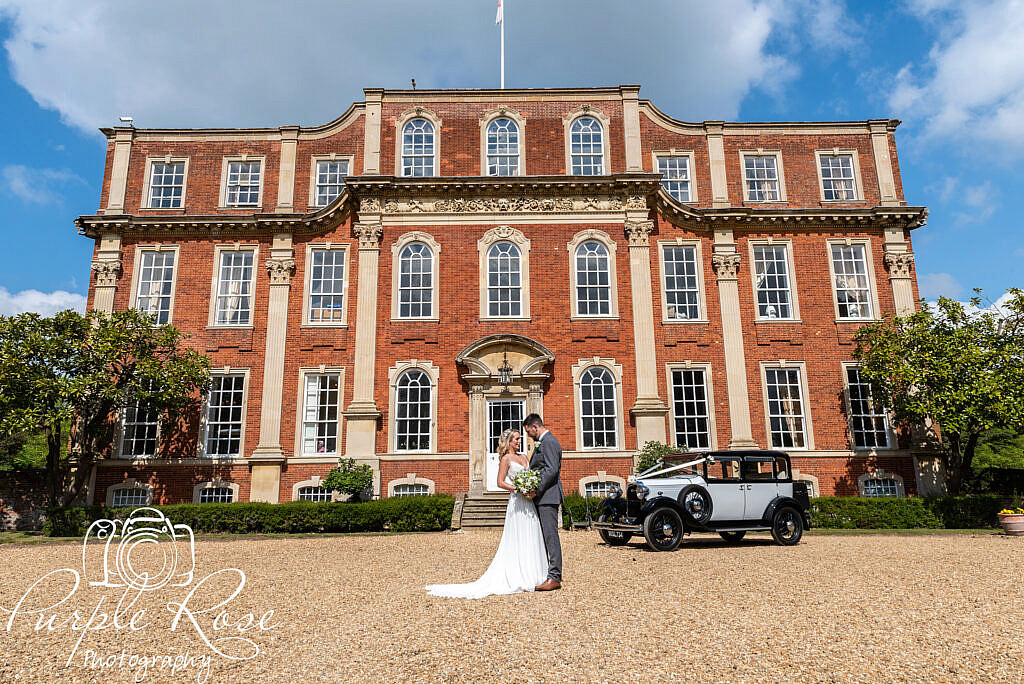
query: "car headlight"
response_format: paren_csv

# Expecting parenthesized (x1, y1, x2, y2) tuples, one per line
(607, 484, 621, 499)
(635, 482, 649, 500)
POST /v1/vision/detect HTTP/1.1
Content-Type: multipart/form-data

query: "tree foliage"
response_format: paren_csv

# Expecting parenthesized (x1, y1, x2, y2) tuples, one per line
(0, 309, 211, 506)
(853, 290, 1024, 494)
(634, 440, 683, 474)
(322, 458, 374, 499)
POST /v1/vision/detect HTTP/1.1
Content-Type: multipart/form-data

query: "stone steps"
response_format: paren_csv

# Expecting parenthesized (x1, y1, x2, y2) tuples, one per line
(457, 493, 511, 529)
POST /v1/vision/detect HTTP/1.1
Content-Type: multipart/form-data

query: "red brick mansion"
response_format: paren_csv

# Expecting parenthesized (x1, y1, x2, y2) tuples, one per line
(75, 85, 941, 508)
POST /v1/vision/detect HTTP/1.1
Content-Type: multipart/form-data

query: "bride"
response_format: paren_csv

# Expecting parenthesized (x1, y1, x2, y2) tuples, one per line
(426, 428, 548, 598)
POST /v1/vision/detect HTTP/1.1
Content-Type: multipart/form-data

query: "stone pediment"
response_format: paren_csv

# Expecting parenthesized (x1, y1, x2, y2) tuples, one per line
(456, 334, 555, 381)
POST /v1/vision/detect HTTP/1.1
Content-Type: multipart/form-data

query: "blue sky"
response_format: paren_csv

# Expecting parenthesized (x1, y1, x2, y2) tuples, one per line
(0, 0, 1020, 314)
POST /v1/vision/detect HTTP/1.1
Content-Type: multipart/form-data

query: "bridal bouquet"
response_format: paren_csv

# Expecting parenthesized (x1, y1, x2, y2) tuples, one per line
(511, 468, 540, 495)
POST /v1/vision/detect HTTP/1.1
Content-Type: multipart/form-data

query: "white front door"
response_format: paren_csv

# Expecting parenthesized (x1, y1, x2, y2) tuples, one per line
(485, 399, 525, 491)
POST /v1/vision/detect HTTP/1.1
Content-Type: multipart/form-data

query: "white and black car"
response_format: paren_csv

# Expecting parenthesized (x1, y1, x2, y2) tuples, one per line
(592, 451, 811, 551)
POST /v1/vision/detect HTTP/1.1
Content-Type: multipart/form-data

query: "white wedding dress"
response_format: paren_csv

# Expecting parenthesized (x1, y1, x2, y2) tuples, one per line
(426, 461, 548, 599)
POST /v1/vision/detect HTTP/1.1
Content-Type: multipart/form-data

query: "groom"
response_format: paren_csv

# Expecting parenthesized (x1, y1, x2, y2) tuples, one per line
(522, 413, 563, 591)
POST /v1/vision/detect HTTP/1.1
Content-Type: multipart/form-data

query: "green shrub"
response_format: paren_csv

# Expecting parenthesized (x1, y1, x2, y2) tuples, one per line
(810, 495, 1005, 529)
(321, 458, 374, 499)
(922, 495, 1006, 529)
(561, 493, 605, 529)
(44, 495, 455, 537)
(634, 441, 677, 474)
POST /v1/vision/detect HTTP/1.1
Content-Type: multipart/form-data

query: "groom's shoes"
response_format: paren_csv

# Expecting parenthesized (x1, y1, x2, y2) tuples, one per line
(535, 578, 561, 591)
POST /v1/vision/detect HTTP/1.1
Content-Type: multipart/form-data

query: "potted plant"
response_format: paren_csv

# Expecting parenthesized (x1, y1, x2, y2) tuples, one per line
(998, 507, 1024, 536)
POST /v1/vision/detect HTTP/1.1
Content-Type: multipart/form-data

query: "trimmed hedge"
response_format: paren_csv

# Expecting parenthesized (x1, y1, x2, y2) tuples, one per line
(44, 495, 455, 537)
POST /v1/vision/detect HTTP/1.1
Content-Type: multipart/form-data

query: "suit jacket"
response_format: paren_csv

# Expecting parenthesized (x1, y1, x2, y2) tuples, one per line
(529, 431, 564, 506)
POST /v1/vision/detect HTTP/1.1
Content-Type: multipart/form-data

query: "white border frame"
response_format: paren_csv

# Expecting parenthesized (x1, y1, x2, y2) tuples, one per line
(218, 155, 266, 209)
(193, 478, 240, 503)
(759, 360, 814, 451)
(578, 470, 627, 497)
(293, 366, 347, 459)
(207, 243, 260, 329)
(140, 155, 190, 210)
(308, 153, 355, 208)
(292, 475, 344, 502)
(747, 238, 801, 322)
(657, 238, 708, 323)
(567, 229, 620, 320)
(739, 149, 787, 203)
(651, 150, 697, 203)
(388, 360, 440, 454)
(571, 357, 625, 452)
(197, 367, 251, 458)
(857, 469, 906, 497)
(479, 107, 526, 177)
(106, 478, 154, 507)
(128, 244, 181, 325)
(478, 225, 531, 321)
(665, 361, 718, 451)
(396, 107, 442, 177)
(113, 400, 162, 460)
(387, 473, 437, 497)
(841, 362, 896, 452)
(826, 237, 881, 322)
(302, 243, 352, 327)
(563, 106, 611, 176)
(814, 148, 864, 203)
(391, 231, 441, 322)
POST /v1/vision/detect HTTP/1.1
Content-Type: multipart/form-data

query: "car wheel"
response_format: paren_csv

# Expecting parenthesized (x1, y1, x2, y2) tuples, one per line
(718, 531, 746, 543)
(771, 507, 803, 546)
(597, 513, 632, 546)
(642, 507, 684, 552)
(677, 485, 713, 527)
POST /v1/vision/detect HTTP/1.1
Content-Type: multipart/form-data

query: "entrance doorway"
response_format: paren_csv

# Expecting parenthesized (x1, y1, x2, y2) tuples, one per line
(485, 399, 525, 491)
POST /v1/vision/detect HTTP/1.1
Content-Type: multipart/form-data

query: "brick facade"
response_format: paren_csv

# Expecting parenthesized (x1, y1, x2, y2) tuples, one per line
(77, 85, 936, 507)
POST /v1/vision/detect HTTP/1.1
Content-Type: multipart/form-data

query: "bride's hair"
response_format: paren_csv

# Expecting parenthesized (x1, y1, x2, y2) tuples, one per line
(497, 428, 520, 457)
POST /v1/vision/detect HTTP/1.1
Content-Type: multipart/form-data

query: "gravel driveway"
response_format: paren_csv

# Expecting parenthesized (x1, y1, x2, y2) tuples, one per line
(0, 530, 1020, 683)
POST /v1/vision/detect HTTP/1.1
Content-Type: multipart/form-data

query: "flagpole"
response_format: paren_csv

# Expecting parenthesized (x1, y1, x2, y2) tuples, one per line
(500, 3, 505, 89)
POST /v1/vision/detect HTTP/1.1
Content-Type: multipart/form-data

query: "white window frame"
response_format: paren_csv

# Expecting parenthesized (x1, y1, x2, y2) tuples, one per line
(792, 469, 820, 498)
(388, 360, 440, 454)
(739, 150, 787, 203)
(198, 367, 250, 458)
(308, 154, 354, 208)
(208, 244, 259, 328)
(140, 156, 189, 210)
(294, 366, 346, 458)
(571, 358, 625, 451)
(115, 393, 161, 460)
(129, 245, 180, 325)
(567, 229, 619, 320)
(759, 361, 814, 451)
(826, 238, 880, 322)
(747, 239, 801, 322)
(391, 231, 441, 321)
(665, 362, 717, 451)
(218, 155, 265, 209)
(478, 226, 531, 321)
(815, 148, 864, 203)
(192, 479, 240, 503)
(563, 107, 610, 176)
(106, 479, 154, 507)
(387, 473, 437, 497)
(652, 151, 697, 203)
(857, 470, 906, 497)
(577, 471, 627, 497)
(842, 363, 895, 451)
(302, 243, 351, 327)
(290, 476, 340, 502)
(479, 107, 526, 176)
(396, 107, 442, 177)
(657, 238, 707, 323)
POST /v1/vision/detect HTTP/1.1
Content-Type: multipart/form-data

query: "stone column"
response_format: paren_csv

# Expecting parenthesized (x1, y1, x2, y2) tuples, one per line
(621, 85, 643, 172)
(275, 126, 299, 213)
(468, 385, 487, 495)
(249, 233, 295, 503)
(884, 249, 916, 315)
(869, 120, 900, 207)
(345, 206, 384, 458)
(625, 219, 669, 445)
(712, 230, 757, 448)
(91, 232, 122, 313)
(705, 121, 730, 208)
(103, 127, 134, 214)
(362, 89, 384, 175)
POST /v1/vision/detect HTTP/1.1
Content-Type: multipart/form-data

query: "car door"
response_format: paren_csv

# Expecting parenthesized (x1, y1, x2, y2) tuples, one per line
(741, 457, 778, 520)
(706, 456, 745, 521)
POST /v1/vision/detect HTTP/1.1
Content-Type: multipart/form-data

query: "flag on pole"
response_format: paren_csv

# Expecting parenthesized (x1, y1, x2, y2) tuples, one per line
(496, 0, 503, 24)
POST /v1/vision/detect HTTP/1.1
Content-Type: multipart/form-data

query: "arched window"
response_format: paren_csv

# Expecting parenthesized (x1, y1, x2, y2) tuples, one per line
(485, 118, 520, 176)
(487, 242, 522, 317)
(398, 242, 434, 318)
(569, 116, 604, 175)
(396, 369, 432, 451)
(575, 241, 611, 316)
(580, 366, 617, 448)
(393, 483, 430, 497)
(297, 485, 333, 502)
(402, 118, 435, 177)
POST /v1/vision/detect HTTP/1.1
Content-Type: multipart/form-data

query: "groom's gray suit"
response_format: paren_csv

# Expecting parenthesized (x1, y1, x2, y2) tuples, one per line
(529, 430, 564, 582)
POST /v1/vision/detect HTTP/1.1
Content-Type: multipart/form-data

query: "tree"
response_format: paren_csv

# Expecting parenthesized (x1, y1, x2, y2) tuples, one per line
(0, 309, 211, 507)
(634, 440, 684, 474)
(322, 458, 374, 501)
(853, 290, 1024, 494)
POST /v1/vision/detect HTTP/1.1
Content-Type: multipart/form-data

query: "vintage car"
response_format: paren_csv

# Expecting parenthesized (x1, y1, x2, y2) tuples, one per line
(592, 450, 811, 551)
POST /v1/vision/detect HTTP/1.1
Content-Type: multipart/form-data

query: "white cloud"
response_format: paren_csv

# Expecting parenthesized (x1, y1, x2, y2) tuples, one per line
(888, 0, 1024, 158)
(0, 0, 855, 132)
(0, 287, 86, 316)
(2, 164, 85, 204)
(918, 272, 966, 299)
